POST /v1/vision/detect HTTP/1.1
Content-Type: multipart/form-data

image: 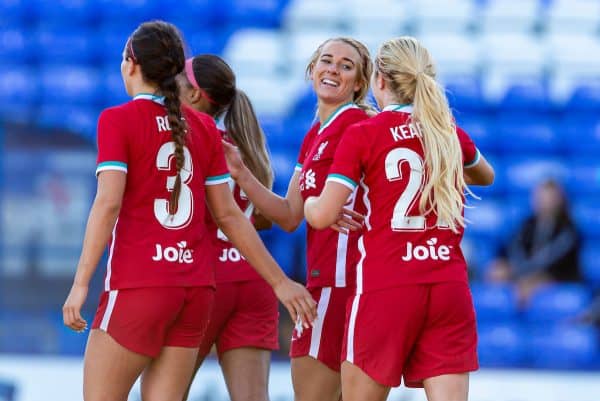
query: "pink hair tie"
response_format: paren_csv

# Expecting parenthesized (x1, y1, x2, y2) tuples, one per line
(185, 57, 219, 106)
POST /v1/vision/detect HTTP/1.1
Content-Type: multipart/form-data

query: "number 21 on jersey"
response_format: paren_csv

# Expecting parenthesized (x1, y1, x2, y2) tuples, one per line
(385, 147, 449, 231)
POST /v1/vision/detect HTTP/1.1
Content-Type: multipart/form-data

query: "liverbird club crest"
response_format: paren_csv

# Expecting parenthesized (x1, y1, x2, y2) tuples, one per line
(312, 141, 328, 161)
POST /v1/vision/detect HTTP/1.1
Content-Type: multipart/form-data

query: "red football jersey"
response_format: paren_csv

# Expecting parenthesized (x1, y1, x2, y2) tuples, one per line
(206, 131, 262, 283)
(96, 94, 230, 291)
(327, 104, 480, 293)
(296, 104, 369, 289)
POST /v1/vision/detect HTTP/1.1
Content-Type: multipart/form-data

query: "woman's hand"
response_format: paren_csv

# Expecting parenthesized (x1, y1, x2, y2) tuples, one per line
(273, 278, 317, 328)
(62, 283, 89, 333)
(222, 140, 246, 180)
(330, 207, 364, 234)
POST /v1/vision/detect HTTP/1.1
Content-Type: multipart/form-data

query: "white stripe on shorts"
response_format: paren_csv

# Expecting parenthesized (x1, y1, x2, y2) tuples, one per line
(99, 290, 119, 331)
(309, 287, 332, 359)
(346, 293, 361, 363)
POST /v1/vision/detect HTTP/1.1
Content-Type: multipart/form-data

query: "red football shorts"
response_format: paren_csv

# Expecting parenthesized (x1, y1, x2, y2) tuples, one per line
(343, 281, 478, 387)
(197, 279, 279, 359)
(290, 285, 354, 372)
(91, 286, 215, 358)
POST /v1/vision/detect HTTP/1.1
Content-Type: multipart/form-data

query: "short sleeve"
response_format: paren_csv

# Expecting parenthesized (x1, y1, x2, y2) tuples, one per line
(456, 126, 480, 168)
(96, 109, 128, 176)
(326, 124, 365, 191)
(205, 122, 231, 186)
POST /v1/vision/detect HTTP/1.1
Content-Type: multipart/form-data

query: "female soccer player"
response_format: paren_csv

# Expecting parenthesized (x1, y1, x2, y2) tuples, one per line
(222, 38, 373, 401)
(177, 54, 278, 401)
(61, 21, 315, 401)
(304, 36, 494, 401)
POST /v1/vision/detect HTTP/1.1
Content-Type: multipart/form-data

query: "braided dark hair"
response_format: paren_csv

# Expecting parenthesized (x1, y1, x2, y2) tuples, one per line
(128, 20, 187, 215)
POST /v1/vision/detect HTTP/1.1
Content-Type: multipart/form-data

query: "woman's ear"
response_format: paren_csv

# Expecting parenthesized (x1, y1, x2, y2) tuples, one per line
(376, 72, 386, 91)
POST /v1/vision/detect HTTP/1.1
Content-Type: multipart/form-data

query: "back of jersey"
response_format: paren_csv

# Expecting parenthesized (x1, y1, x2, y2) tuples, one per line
(328, 105, 471, 293)
(96, 96, 229, 291)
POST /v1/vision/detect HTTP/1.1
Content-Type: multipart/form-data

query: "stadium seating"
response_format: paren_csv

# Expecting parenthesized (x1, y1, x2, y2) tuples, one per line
(525, 284, 592, 324)
(1, 0, 600, 370)
(477, 323, 527, 367)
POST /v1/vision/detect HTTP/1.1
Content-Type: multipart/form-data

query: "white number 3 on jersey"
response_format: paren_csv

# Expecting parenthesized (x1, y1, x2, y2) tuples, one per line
(154, 142, 194, 229)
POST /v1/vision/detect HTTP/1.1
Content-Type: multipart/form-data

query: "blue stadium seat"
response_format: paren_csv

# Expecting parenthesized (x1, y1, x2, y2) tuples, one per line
(98, 24, 133, 64)
(455, 114, 498, 154)
(477, 323, 526, 367)
(185, 28, 228, 55)
(495, 114, 559, 154)
(35, 27, 99, 64)
(464, 198, 506, 241)
(270, 148, 297, 194)
(40, 65, 102, 106)
(572, 199, 600, 239)
(567, 84, 600, 111)
(227, 0, 288, 28)
(525, 284, 592, 324)
(0, 28, 31, 64)
(263, 227, 296, 277)
(529, 325, 599, 369)
(259, 114, 286, 150)
(32, 0, 99, 26)
(0, 0, 30, 25)
(581, 244, 600, 288)
(461, 235, 496, 278)
(38, 104, 98, 140)
(165, 0, 220, 26)
(559, 116, 600, 156)
(500, 81, 550, 111)
(101, 67, 129, 107)
(503, 157, 568, 196)
(446, 77, 484, 112)
(470, 283, 518, 321)
(96, 0, 161, 26)
(564, 158, 600, 196)
(0, 66, 37, 106)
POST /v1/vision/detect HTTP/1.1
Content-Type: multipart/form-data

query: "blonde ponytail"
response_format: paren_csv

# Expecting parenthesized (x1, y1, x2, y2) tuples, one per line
(377, 37, 467, 232)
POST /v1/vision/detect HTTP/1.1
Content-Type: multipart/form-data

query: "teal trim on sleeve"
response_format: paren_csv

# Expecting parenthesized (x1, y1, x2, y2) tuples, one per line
(327, 173, 357, 189)
(464, 148, 481, 168)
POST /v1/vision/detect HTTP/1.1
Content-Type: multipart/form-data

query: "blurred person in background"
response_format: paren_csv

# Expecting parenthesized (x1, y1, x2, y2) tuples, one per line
(177, 54, 278, 401)
(61, 20, 316, 401)
(303, 36, 494, 401)
(487, 178, 581, 305)
(223, 37, 374, 401)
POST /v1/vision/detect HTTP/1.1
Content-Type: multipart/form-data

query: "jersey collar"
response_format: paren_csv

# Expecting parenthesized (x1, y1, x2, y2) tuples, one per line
(133, 93, 165, 105)
(382, 103, 412, 113)
(318, 102, 359, 135)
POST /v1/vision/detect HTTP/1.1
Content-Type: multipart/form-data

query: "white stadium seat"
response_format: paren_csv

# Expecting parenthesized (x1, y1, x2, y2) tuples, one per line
(283, 0, 347, 32)
(413, 0, 477, 34)
(222, 29, 285, 77)
(545, 0, 600, 35)
(419, 32, 481, 80)
(480, 33, 546, 103)
(546, 33, 600, 104)
(479, 0, 541, 33)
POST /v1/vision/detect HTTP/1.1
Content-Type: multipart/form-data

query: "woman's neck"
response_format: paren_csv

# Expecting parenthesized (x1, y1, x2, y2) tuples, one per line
(130, 80, 160, 98)
(317, 100, 353, 124)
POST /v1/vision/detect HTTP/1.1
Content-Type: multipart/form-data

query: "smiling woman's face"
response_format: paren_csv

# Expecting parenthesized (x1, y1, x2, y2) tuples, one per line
(311, 40, 361, 106)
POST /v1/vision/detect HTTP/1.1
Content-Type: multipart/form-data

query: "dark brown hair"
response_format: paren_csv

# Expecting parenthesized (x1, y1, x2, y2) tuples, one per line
(187, 55, 273, 189)
(127, 20, 187, 215)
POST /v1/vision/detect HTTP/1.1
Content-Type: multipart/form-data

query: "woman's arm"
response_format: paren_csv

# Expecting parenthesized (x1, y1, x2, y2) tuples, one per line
(465, 154, 495, 186)
(223, 140, 304, 232)
(304, 182, 353, 230)
(206, 182, 317, 324)
(253, 211, 273, 231)
(63, 171, 126, 332)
